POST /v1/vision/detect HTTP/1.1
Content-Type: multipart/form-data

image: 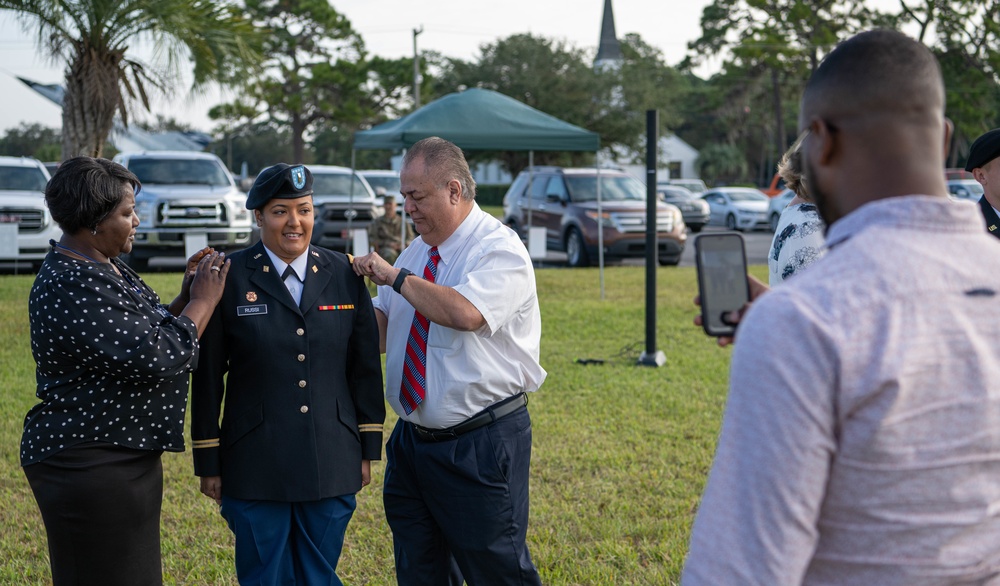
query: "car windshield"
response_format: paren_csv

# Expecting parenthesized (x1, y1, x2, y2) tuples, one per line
(726, 190, 768, 202)
(565, 175, 645, 202)
(313, 173, 370, 196)
(362, 175, 399, 195)
(659, 188, 693, 201)
(0, 166, 47, 191)
(129, 159, 231, 186)
(671, 180, 706, 193)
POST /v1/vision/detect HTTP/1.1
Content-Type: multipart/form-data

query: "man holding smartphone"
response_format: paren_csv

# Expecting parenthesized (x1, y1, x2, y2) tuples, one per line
(684, 30, 1000, 584)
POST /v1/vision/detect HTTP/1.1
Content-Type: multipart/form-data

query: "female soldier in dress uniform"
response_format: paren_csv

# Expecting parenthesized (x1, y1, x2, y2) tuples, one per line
(191, 163, 385, 585)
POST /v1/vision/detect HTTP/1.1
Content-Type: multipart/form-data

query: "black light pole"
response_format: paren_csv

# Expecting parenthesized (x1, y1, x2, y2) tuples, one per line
(639, 109, 665, 367)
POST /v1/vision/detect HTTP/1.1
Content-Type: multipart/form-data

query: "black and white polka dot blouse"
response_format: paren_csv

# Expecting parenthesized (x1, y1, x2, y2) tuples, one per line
(20, 250, 200, 466)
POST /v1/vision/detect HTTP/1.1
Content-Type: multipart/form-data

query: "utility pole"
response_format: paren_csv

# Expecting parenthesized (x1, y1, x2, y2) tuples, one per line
(413, 26, 423, 109)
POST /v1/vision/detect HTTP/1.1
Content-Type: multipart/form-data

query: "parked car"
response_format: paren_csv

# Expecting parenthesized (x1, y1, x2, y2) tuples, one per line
(502, 167, 687, 267)
(309, 165, 380, 252)
(701, 187, 770, 231)
(113, 151, 253, 270)
(767, 189, 796, 231)
(358, 169, 401, 202)
(665, 178, 708, 194)
(947, 179, 984, 203)
(657, 184, 710, 232)
(945, 168, 975, 180)
(0, 156, 59, 269)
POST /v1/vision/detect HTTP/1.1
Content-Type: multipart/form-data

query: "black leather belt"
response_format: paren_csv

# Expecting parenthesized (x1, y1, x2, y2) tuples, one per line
(412, 393, 528, 442)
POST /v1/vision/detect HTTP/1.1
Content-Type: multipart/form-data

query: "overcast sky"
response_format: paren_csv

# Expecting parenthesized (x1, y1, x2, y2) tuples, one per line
(0, 0, 898, 134)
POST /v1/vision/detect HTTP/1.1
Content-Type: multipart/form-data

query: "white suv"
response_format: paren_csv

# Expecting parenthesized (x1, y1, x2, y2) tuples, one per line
(0, 156, 60, 269)
(113, 151, 253, 269)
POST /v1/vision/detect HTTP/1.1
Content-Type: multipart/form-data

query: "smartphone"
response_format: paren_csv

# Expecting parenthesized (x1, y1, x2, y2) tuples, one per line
(695, 232, 750, 337)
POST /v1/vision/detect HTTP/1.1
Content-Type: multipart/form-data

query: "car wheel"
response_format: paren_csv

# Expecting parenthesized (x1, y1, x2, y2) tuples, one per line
(769, 212, 780, 232)
(505, 218, 520, 238)
(725, 213, 737, 230)
(689, 224, 703, 233)
(565, 227, 590, 267)
(658, 255, 681, 266)
(120, 253, 148, 272)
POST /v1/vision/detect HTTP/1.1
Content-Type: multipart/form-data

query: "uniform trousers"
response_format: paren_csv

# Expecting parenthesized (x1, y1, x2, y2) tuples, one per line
(383, 405, 541, 586)
(220, 494, 356, 586)
(23, 443, 164, 586)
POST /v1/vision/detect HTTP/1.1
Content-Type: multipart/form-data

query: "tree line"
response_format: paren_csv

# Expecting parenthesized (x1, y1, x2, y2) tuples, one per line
(1, 0, 997, 187)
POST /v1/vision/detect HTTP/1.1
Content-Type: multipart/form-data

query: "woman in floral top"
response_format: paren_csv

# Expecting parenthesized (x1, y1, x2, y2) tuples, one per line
(769, 133, 827, 285)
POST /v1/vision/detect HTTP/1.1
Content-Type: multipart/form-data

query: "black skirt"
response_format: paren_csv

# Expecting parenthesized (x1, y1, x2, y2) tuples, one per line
(23, 443, 165, 586)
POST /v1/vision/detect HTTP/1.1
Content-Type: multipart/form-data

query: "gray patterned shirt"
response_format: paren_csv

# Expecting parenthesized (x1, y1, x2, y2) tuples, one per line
(768, 202, 826, 285)
(684, 197, 1000, 585)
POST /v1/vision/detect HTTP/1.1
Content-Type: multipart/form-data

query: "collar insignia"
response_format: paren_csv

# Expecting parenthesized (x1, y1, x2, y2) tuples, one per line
(246, 291, 258, 302)
(312, 265, 318, 273)
(263, 265, 270, 273)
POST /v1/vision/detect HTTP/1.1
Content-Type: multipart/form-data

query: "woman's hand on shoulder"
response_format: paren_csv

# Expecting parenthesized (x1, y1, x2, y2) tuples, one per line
(189, 251, 230, 305)
(180, 247, 215, 301)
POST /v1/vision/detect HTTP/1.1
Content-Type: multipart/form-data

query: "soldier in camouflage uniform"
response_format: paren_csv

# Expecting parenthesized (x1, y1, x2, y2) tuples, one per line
(368, 193, 414, 266)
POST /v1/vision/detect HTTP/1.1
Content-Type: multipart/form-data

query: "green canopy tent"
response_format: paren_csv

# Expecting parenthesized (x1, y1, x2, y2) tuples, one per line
(353, 88, 600, 151)
(351, 89, 613, 292)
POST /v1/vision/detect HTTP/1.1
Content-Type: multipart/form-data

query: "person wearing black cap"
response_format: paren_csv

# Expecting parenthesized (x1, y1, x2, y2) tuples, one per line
(965, 128, 1000, 238)
(190, 163, 385, 585)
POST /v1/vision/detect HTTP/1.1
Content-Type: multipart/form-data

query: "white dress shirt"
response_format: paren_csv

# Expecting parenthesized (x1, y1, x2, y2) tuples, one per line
(264, 246, 309, 306)
(373, 203, 546, 428)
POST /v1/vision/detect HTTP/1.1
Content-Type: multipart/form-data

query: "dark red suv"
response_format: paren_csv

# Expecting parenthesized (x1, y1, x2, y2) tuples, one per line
(501, 167, 687, 267)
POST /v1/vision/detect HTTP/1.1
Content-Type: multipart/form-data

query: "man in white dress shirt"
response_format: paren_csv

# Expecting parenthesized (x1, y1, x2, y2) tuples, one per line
(353, 136, 545, 585)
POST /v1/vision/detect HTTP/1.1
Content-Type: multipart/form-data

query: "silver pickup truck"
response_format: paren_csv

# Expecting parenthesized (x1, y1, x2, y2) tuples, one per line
(309, 165, 381, 253)
(113, 151, 253, 269)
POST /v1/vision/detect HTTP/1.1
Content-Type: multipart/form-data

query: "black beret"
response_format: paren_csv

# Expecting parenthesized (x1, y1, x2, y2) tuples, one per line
(966, 129, 1000, 171)
(246, 163, 314, 209)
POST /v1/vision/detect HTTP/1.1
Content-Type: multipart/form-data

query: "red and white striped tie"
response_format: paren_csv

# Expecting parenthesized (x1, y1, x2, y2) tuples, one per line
(399, 246, 440, 414)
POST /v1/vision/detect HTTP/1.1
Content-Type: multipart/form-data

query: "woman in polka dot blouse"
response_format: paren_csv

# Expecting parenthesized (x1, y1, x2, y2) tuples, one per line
(19, 157, 231, 586)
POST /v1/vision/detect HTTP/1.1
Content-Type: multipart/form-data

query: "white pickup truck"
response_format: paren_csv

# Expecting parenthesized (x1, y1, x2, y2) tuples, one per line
(0, 156, 60, 270)
(113, 151, 253, 269)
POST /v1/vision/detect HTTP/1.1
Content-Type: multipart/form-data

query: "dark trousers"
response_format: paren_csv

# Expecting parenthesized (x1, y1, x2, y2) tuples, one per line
(383, 406, 541, 586)
(23, 443, 164, 586)
(220, 494, 357, 586)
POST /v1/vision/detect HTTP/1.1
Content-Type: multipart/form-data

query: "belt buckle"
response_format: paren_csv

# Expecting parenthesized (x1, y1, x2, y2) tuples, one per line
(435, 429, 458, 441)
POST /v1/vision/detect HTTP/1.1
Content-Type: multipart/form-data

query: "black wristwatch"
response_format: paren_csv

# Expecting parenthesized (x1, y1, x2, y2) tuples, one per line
(392, 268, 413, 294)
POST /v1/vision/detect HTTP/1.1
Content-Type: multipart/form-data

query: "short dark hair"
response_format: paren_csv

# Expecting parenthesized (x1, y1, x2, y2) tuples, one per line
(403, 137, 477, 200)
(801, 29, 943, 125)
(46, 157, 140, 234)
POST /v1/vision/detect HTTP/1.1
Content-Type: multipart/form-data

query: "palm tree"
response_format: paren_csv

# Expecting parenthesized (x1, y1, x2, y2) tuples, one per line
(0, 0, 261, 159)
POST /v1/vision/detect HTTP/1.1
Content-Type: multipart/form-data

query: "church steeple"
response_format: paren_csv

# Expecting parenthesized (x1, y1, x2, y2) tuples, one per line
(594, 0, 622, 69)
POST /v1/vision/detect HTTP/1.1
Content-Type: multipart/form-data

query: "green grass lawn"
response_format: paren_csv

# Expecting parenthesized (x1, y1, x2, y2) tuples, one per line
(0, 263, 768, 585)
